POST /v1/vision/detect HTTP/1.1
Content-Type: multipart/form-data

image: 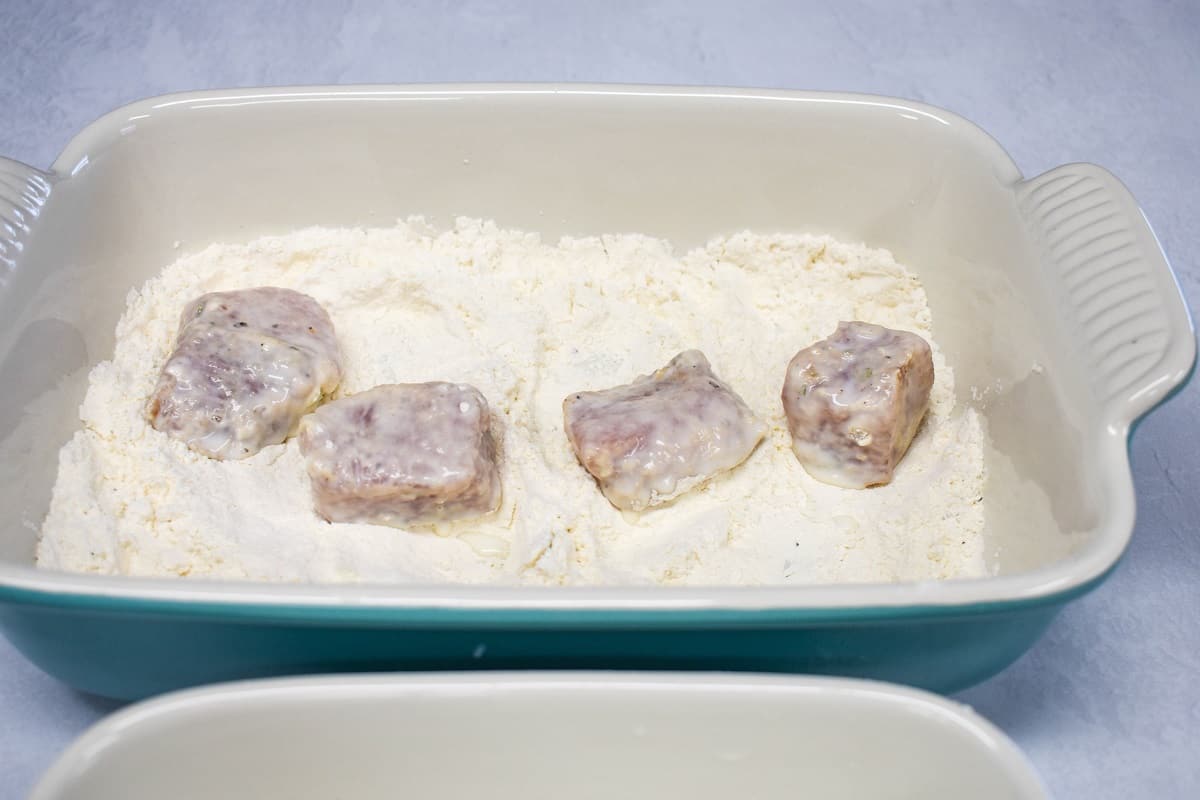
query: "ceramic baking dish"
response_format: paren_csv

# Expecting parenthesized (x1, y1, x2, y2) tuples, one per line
(29, 672, 1051, 799)
(0, 85, 1191, 700)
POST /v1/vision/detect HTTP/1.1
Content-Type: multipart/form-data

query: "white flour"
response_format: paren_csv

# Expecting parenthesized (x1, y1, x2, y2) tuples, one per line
(36, 219, 987, 585)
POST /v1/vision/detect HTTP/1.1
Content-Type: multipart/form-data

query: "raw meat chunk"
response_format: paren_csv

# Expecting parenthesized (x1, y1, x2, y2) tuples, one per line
(563, 350, 766, 511)
(782, 321, 933, 488)
(298, 383, 502, 527)
(146, 287, 341, 459)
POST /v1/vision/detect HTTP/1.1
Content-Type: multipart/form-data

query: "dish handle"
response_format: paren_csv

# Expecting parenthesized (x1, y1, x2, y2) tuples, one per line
(0, 156, 52, 272)
(1017, 163, 1196, 429)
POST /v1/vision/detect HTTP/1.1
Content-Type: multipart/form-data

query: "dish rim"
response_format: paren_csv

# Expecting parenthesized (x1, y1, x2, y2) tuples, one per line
(0, 83, 1192, 616)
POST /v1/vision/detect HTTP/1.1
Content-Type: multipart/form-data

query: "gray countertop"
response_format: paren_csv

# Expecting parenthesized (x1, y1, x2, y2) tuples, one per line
(2, 1, 1197, 797)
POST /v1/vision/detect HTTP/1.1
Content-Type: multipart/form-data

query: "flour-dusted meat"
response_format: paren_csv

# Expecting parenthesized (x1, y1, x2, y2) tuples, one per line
(563, 350, 766, 511)
(782, 321, 933, 488)
(146, 287, 342, 460)
(298, 383, 502, 527)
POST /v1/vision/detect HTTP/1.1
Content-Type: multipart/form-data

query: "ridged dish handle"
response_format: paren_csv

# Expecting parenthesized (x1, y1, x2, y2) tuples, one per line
(1017, 163, 1195, 428)
(0, 156, 52, 271)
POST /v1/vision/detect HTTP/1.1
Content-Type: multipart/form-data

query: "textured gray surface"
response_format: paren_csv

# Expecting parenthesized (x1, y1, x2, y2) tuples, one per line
(1, 1, 1197, 797)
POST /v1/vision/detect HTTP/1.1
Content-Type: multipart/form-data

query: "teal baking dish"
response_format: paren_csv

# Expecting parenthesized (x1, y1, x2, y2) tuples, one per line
(0, 85, 1192, 700)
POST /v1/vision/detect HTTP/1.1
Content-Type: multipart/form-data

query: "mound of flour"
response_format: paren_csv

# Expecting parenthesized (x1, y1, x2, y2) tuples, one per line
(37, 218, 986, 585)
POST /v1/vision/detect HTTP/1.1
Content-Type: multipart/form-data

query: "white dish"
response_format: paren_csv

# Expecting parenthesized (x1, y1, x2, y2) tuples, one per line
(29, 672, 1051, 800)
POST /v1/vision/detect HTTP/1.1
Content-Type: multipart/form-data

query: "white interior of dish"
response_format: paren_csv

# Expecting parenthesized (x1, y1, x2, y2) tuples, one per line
(30, 674, 1048, 800)
(0, 87, 1138, 602)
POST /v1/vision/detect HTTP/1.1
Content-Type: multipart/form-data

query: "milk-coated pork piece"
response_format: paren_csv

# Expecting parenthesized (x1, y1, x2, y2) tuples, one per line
(564, 350, 766, 511)
(146, 287, 342, 459)
(782, 321, 933, 488)
(298, 382, 502, 526)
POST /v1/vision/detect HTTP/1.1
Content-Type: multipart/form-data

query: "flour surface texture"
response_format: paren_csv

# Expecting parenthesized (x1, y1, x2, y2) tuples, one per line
(37, 219, 987, 585)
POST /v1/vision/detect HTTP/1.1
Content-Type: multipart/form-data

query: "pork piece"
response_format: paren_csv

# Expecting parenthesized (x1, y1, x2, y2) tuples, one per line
(782, 321, 934, 488)
(298, 383, 502, 527)
(563, 350, 766, 511)
(147, 287, 342, 460)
